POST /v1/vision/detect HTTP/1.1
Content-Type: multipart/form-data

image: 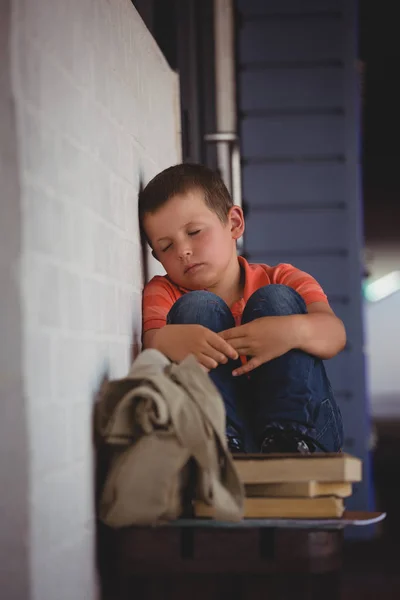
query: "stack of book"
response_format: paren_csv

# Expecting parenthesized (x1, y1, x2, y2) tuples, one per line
(195, 453, 362, 519)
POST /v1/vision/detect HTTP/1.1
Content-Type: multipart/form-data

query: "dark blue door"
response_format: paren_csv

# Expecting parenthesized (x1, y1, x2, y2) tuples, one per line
(237, 0, 371, 515)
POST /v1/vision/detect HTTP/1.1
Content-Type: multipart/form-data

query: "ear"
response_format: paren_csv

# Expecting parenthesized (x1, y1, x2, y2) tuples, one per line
(228, 206, 245, 240)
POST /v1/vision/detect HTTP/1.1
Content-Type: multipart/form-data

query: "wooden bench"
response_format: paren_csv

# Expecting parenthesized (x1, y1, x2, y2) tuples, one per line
(98, 513, 384, 600)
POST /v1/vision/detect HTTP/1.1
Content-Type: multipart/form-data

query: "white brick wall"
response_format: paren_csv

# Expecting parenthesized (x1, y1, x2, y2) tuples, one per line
(7, 0, 181, 598)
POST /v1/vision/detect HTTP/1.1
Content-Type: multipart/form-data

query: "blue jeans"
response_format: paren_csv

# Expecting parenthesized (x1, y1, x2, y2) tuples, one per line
(167, 285, 343, 452)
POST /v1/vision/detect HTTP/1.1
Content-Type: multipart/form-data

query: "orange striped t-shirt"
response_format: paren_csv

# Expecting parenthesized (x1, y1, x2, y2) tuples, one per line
(142, 256, 328, 333)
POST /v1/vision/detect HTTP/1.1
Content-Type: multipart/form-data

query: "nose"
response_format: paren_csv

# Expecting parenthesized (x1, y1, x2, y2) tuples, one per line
(176, 241, 192, 260)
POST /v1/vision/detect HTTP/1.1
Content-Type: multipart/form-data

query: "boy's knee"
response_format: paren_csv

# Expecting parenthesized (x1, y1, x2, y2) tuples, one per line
(244, 284, 307, 318)
(167, 290, 233, 328)
(170, 290, 225, 312)
(254, 284, 303, 304)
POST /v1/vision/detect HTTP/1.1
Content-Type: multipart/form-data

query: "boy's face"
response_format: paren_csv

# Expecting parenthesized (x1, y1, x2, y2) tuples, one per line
(143, 188, 244, 290)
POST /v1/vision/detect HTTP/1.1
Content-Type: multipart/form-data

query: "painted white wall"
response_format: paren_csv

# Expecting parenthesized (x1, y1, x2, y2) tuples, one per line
(1, 0, 180, 598)
(364, 242, 400, 418)
(365, 291, 400, 418)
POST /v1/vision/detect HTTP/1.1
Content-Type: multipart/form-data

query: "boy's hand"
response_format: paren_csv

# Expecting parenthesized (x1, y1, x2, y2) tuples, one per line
(219, 316, 295, 377)
(154, 324, 239, 371)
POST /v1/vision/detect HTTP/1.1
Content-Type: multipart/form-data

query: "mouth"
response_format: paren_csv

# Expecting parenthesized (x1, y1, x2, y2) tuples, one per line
(184, 263, 204, 274)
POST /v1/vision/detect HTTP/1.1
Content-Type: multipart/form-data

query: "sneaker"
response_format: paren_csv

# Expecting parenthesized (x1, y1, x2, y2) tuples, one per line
(226, 423, 245, 454)
(260, 428, 327, 454)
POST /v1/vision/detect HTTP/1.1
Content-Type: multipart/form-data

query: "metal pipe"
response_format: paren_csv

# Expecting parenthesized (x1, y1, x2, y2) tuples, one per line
(212, 0, 242, 213)
(214, 0, 236, 133)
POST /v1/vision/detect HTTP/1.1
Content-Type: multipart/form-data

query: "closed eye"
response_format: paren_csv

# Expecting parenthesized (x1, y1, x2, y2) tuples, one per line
(161, 230, 200, 252)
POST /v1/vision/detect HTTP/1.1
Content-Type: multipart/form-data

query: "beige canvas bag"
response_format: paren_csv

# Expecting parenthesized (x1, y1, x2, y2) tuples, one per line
(96, 349, 244, 527)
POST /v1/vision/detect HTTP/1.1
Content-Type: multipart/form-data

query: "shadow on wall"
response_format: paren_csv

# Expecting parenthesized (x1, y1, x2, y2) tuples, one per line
(92, 369, 110, 598)
(131, 173, 148, 364)
(93, 171, 150, 595)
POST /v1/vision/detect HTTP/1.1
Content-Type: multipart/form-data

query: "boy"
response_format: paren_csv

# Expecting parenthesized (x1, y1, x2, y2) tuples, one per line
(139, 163, 344, 454)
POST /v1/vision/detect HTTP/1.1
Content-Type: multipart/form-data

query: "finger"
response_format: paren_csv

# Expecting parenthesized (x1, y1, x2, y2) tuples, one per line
(218, 328, 233, 340)
(218, 340, 239, 360)
(222, 339, 250, 353)
(230, 346, 252, 355)
(219, 326, 246, 341)
(209, 333, 239, 360)
(199, 353, 219, 370)
(205, 345, 229, 365)
(232, 357, 261, 377)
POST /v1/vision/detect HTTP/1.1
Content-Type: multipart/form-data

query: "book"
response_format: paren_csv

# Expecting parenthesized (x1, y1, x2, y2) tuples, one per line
(233, 453, 362, 484)
(245, 481, 352, 498)
(195, 496, 344, 519)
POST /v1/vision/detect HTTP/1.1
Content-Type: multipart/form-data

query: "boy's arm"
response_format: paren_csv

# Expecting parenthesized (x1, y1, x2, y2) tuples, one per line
(270, 263, 346, 358)
(293, 301, 346, 359)
(143, 328, 159, 350)
(142, 327, 176, 356)
(219, 302, 346, 377)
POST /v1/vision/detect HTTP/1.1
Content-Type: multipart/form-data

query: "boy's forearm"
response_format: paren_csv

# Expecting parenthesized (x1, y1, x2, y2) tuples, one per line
(144, 324, 199, 363)
(143, 326, 175, 359)
(289, 313, 346, 359)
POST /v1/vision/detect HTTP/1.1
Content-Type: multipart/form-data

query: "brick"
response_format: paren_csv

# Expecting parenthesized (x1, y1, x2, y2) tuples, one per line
(125, 186, 141, 240)
(59, 269, 84, 332)
(97, 113, 119, 174)
(30, 463, 94, 555)
(14, 34, 42, 107)
(39, 57, 85, 141)
(23, 184, 54, 255)
(23, 256, 62, 329)
(108, 341, 131, 379)
(28, 404, 70, 475)
(93, 221, 111, 277)
(24, 331, 54, 405)
(120, 179, 135, 232)
(54, 336, 92, 401)
(102, 283, 118, 335)
(69, 209, 95, 273)
(23, 183, 73, 262)
(82, 278, 102, 332)
(31, 530, 96, 600)
(87, 156, 111, 216)
(118, 130, 135, 182)
(91, 58, 111, 110)
(122, 238, 142, 284)
(117, 287, 134, 336)
(67, 401, 93, 463)
(111, 234, 127, 283)
(108, 175, 126, 230)
(71, 28, 94, 92)
(19, 109, 60, 192)
(56, 137, 90, 203)
(20, 0, 45, 43)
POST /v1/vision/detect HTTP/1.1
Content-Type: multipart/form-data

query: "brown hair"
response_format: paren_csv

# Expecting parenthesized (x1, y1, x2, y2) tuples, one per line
(138, 163, 233, 235)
